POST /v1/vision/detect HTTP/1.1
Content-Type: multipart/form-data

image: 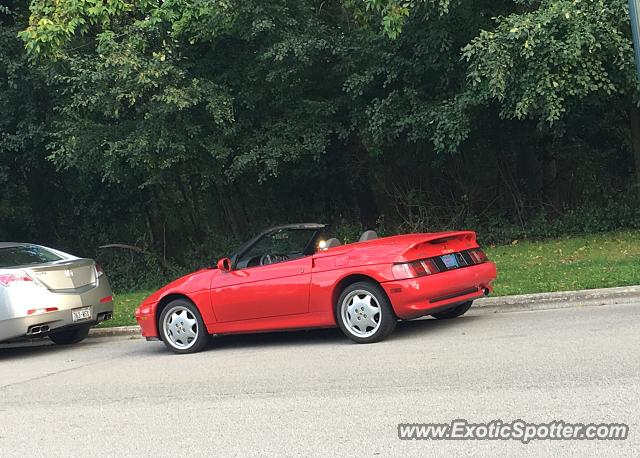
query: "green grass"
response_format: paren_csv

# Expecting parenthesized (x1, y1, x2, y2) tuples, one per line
(101, 230, 640, 327)
(486, 230, 640, 296)
(98, 290, 152, 328)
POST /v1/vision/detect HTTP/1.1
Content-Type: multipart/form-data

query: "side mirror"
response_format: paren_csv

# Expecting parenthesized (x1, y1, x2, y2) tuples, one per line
(216, 257, 232, 272)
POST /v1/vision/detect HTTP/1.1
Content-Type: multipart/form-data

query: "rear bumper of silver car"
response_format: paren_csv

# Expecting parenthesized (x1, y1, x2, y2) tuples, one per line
(0, 302, 114, 342)
(0, 277, 114, 343)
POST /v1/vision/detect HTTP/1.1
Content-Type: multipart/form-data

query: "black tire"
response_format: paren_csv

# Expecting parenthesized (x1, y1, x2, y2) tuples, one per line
(431, 301, 473, 320)
(158, 299, 209, 354)
(49, 325, 91, 345)
(336, 281, 396, 344)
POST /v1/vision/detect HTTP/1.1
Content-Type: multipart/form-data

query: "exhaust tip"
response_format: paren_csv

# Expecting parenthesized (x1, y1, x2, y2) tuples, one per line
(483, 287, 490, 296)
(97, 312, 113, 323)
(27, 324, 50, 335)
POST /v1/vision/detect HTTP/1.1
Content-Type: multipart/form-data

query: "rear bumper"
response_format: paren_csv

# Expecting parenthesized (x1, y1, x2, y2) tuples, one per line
(0, 304, 113, 342)
(382, 262, 497, 319)
(0, 277, 114, 342)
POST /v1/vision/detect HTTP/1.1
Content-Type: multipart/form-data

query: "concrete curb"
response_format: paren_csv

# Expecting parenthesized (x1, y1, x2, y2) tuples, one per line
(90, 325, 140, 338)
(474, 285, 640, 313)
(88, 285, 640, 338)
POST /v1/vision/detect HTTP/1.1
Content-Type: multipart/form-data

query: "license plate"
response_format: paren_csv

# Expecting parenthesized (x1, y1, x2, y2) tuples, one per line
(441, 253, 459, 269)
(72, 307, 92, 322)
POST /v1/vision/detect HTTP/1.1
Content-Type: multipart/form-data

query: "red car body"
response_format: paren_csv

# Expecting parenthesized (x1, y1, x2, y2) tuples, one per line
(135, 227, 497, 340)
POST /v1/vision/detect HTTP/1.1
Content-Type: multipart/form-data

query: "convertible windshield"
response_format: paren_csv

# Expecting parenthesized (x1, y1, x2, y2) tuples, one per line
(0, 245, 63, 268)
(236, 228, 318, 268)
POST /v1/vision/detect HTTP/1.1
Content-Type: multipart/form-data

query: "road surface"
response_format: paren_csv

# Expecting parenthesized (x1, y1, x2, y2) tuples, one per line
(1, 303, 638, 456)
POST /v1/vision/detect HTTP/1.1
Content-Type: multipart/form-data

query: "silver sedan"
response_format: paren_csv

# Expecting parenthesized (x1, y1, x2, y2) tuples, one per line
(0, 242, 114, 344)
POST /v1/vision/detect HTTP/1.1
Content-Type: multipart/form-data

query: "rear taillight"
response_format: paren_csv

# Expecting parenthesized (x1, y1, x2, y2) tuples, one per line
(468, 248, 488, 263)
(0, 274, 34, 287)
(392, 259, 440, 280)
(27, 307, 59, 315)
(421, 259, 439, 274)
(95, 263, 104, 277)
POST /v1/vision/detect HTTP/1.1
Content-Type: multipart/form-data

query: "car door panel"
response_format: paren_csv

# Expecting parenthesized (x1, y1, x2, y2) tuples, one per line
(211, 256, 312, 322)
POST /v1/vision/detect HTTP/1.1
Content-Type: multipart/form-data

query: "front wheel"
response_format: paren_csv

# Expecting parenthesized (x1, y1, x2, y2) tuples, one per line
(430, 301, 473, 320)
(336, 281, 396, 344)
(49, 325, 91, 345)
(159, 299, 209, 354)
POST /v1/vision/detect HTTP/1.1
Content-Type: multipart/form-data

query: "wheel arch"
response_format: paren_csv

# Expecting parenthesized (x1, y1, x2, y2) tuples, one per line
(331, 274, 391, 321)
(155, 293, 197, 326)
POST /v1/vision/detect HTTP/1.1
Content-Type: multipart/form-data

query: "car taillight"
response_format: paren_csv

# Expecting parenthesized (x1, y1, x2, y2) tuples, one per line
(95, 263, 104, 277)
(0, 274, 34, 287)
(27, 307, 59, 315)
(468, 248, 488, 264)
(391, 259, 439, 280)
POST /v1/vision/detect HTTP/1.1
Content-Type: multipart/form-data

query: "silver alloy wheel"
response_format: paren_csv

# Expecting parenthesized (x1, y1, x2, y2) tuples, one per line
(341, 289, 382, 338)
(163, 305, 199, 350)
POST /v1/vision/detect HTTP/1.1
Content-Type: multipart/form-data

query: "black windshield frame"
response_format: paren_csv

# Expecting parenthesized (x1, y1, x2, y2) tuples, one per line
(229, 223, 326, 270)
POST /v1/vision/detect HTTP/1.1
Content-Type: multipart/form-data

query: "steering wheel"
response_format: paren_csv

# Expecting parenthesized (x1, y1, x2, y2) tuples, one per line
(260, 253, 289, 265)
(260, 254, 274, 266)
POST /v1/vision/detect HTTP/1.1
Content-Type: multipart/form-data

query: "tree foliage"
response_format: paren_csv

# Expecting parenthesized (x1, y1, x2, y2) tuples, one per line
(464, 0, 635, 123)
(1, 0, 639, 289)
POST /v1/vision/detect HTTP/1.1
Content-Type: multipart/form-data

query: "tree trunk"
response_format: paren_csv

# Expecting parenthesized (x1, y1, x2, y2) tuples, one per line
(143, 188, 166, 254)
(542, 155, 560, 212)
(347, 134, 381, 229)
(177, 174, 201, 241)
(629, 106, 640, 195)
(214, 178, 247, 238)
(24, 162, 58, 245)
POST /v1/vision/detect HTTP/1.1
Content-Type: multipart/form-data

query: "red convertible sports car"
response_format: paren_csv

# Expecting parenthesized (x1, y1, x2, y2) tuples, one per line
(135, 224, 497, 353)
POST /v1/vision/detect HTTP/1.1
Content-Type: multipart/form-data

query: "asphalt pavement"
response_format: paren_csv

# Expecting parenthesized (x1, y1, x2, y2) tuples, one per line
(1, 302, 638, 457)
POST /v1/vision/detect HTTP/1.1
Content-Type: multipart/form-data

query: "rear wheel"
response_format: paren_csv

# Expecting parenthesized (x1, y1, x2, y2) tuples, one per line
(49, 325, 91, 345)
(159, 299, 209, 354)
(430, 301, 473, 319)
(336, 281, 396, 344)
